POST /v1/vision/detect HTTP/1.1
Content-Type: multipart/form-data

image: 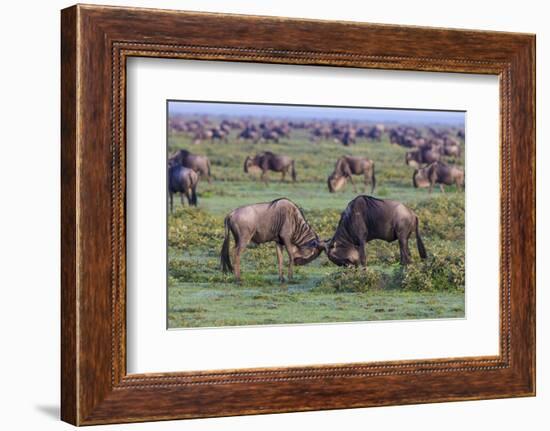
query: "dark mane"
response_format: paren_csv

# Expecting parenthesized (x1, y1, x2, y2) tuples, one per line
(268, 198, 318, 244)
(333, 195, 385, 240)
(268, 197, 287, 207)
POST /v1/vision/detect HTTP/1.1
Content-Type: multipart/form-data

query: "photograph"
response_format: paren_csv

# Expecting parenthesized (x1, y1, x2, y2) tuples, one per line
(167, 101, 466, 329)
(48, 1, 537, 426)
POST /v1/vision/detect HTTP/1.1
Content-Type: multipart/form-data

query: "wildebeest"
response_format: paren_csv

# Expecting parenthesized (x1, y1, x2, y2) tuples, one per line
(405, 147, 441, 167)
(169, 149, 212, 183)
(168, 165, 199, 212)
(220, 198, 325, 282)
(335, 129, 356, 146)
(244, 151, 296, 183)
(413, 161, 464, 193)
(326, 196, 427, 267)
(327, 156, 376, 193)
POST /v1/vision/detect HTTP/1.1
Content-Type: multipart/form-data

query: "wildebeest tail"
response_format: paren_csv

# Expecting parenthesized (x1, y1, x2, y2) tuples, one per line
(220, 216, 233, 273)
(415, 216, 427, 259)
(327, 175, 334, 193)
(190, 183, 198, 206)
(291, 160, 297, 182)
(412, 170, 419, 188)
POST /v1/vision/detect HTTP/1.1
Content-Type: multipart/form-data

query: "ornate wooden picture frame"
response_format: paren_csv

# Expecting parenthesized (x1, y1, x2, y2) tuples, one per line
(61, 4, 535, 425)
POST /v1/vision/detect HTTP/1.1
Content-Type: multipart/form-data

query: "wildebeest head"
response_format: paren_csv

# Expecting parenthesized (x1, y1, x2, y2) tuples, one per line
(412, 166, 432, 188)
(293, 238, 327, 265)
(243, 156, 254, 173)
(413, 163, 436, 188)
(405, 151, 420, 168)
(327, 173, 347, 193)
(325, 237, 360, 267)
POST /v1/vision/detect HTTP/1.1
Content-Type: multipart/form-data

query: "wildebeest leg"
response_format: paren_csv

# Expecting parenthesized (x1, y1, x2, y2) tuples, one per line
(283, 238, 294, 280)
(358, 240, 367, 267)
(439, 184, 445, 193)
(261, 169, 268, 185)
(233, 243, 247, 283)
(180, 192, 185, 207)
(364, 172, 371, 193)
(276, 244, 285, 282)
(169, 192, 174, 214)
(349, 175, 357, 193)
(186, 190, 194, 206)
(428, 181, 434, 194)
(398, 235, 412, 265)
(232, 228, 252, 282)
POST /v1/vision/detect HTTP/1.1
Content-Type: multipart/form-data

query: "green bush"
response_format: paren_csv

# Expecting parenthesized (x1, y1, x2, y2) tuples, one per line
(410, 195, 465, 241)
(398, 247, 465, 292)
(168, 208, 223, 249)
(314, 267, 383, 293)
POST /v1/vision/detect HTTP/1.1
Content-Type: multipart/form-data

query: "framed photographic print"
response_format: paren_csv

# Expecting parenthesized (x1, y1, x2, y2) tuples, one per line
(61, 4, 535, 425)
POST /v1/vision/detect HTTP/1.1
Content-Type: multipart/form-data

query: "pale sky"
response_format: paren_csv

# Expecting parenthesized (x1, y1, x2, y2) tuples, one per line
(168, 100, 465, 126)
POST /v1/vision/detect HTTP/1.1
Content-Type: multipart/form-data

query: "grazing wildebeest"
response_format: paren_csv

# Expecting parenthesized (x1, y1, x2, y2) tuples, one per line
(168, 165, 199, 212)
(327, 156, 376, 193)
(169, 149, 212, 183)
(413, 161, 464, 193)
(326, 196, 427, 267)
(244, 151, 296, 183)
(405, 147, 441, 167)
(220, 198, 325, 282)
(334, 129, 356, 146)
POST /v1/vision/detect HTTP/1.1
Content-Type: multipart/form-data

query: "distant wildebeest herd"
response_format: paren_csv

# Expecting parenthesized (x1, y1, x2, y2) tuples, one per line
(168, 116, 464, 282)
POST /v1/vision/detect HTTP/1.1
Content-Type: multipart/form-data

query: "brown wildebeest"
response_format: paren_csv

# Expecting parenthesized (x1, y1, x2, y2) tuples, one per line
(169, 149, 212, 183)
(220, 198, 325, 282)
(413, 161, 464, 193)
(405, 147, 441, 167)
(327, 156, 376, 193)
(244, 151, 296, 183)
(326, 195, 427, 267)
(168, 165, 199, 212)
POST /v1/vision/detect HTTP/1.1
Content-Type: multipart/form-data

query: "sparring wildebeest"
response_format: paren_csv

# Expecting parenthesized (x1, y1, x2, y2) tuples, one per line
(244, 151, 296, 183)
(413, 161, 464, 193)
(168, 165, 199, 212)
(326, 196, 427, 267)
(327, 156, 376, 194)
(169, 149, 212, 183)
(221, 198, 325, 282)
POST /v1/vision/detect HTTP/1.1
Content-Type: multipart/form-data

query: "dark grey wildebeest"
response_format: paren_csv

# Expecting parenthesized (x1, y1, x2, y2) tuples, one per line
(413, 161, 464, 193)
(405, 147, 441, 168)
(327, 156, 376, 193)
(221, 198, 325, 282)
(168, 165, 199, 212)
(243, 151, 296, 184)
(169, 149, 212, 183)
(326, 195, 427, 267)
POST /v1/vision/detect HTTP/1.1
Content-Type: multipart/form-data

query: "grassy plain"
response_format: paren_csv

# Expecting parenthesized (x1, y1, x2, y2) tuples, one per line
(167, 127, 465, 328)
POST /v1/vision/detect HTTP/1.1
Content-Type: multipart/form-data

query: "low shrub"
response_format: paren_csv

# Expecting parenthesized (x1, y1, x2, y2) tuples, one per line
(398, 247, 465, 292)
(410, 195, 465, 241)
(314, 267, 383, 293)
(168, 208, 223, 249)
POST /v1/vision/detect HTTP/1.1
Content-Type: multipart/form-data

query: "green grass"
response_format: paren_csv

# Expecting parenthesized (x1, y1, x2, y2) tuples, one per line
(167, 127, 465, 328)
